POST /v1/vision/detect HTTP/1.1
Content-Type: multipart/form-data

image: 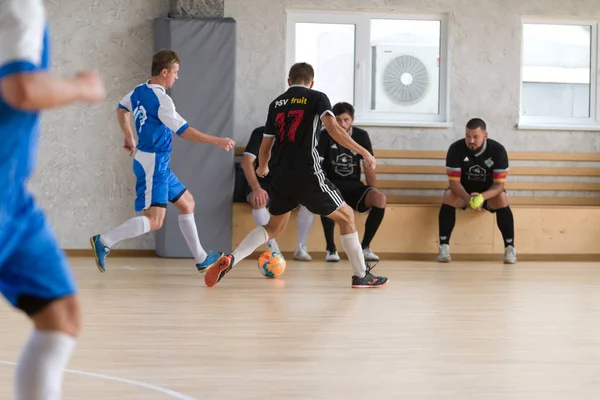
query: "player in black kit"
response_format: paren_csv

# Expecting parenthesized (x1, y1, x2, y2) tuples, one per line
(206, 62, 389, 288)
(438, 118, 516, 264)
(318, 102, 386, 263)
(242, 126, 315, 260)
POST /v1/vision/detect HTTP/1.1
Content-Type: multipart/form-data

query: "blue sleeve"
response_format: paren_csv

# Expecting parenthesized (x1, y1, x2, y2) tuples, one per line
(175, 123, 189, 136)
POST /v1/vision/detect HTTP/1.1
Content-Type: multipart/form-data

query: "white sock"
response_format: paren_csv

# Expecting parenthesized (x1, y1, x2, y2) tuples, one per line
(15, 330, 76, 400)
(251, 207, 270, 226)
(296, 206, 314, 248)
(101, 216, 150, 248)
(178, 213, 208, 263)
(266, 239, 279, 252)
(340, 232, 367, 278)
(231, 226, 269, 267)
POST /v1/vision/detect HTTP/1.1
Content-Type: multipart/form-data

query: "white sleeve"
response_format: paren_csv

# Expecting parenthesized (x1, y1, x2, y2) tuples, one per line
(0, 0, 46, 79)
(156, 91, 189, 135)
(118, 90, 133, 112)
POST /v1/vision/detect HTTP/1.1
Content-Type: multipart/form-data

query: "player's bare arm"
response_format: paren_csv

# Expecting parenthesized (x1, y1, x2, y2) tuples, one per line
(0, 70, 105, 111)
(116, 107, 136, 156)
(321, 114, 376, 170)
(256, 135, 274, 177)
(241, 155, 262, 191)
(180, 127, 235, 151)
(481, 182, 505, 200)
(242, 154, 268, 207)
(364, 162, 377, 187)
(448, 180, 472, 203)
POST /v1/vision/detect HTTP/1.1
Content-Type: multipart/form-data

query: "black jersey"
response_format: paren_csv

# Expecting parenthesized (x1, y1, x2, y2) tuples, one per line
(264, 85, 333, 176)
(318, 127, 373, 183)
(243, 126, 271, 184)
(445, 138, 509, 192)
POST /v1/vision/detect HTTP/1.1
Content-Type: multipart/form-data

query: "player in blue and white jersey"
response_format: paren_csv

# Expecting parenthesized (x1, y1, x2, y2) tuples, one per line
(90, 49, 235, 275)
(0, 0, 106, 398)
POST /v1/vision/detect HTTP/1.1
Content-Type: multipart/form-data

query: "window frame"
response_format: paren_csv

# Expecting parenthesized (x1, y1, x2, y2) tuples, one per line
(519, 17, 600, 130)
(285, 10, 450, 127)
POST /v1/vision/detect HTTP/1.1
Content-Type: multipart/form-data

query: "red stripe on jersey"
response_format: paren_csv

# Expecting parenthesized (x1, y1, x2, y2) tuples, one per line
(446, 170, 461, 181)
(493, 171, 508, 182)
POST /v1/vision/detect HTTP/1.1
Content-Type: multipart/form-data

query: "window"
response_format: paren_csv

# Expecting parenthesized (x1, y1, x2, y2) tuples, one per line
(286, 11, 449, 126)
(294, 23, 355, 107)
(520, 20, 600, 128)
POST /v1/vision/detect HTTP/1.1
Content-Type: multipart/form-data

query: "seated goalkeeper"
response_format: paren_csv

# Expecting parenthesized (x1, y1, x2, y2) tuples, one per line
(437, 118, 516, 265)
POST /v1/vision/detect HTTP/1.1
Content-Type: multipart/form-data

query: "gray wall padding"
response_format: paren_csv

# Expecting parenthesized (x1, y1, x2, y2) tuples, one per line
(153, 18, 236, 257)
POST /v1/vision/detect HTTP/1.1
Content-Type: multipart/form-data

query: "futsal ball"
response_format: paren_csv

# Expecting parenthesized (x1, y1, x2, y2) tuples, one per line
(258, 250, 286, 279)
(469, 194, 484, 209)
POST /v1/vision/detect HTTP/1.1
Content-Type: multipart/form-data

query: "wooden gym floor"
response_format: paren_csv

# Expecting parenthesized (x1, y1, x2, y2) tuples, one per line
(1, 256, 600, 399)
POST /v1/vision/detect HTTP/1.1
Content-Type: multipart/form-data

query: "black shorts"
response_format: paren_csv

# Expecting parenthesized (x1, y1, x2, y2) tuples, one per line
(269, 173, 344, 216)
(333, 180, 372, 213)
(461, 200, 495, 213)
(462, 181, 492, 195)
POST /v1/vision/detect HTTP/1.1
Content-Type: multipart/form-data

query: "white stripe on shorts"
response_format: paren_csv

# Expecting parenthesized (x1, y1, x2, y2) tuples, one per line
(310, 114, 343, 207)
(134, 150, 156, 209)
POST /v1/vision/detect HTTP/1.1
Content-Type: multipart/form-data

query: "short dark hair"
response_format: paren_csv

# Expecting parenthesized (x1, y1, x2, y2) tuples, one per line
(466, 118, 486, 131)
(288, 62, 314, 84)
(152, 49, 180, 76)
(332, 102, 355, 118)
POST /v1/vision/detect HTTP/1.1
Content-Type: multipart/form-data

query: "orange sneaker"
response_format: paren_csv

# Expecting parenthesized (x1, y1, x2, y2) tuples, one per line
(204, 254, 234, 287)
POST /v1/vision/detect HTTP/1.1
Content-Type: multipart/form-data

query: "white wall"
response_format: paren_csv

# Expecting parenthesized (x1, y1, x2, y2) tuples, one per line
(225, 0, 600, 150)
(33, 1, 168, 249)
(31, 0, 600, 250)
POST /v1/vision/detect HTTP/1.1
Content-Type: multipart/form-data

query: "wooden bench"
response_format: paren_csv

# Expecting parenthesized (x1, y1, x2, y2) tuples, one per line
(372, 150, 600, 206)
(233, 147, 600, 260)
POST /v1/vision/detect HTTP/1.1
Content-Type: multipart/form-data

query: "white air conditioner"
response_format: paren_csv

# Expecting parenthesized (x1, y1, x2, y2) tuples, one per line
(371, 45, 440, 113)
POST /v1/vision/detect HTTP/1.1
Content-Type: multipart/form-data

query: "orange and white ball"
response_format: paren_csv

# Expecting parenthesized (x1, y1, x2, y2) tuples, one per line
(258, 250, 286, 278)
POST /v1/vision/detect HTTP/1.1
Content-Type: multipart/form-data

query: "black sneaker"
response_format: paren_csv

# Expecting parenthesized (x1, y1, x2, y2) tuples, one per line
(351, 261, 388, 288)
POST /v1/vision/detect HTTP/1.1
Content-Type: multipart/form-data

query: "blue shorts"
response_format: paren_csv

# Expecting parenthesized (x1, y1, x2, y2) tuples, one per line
(133, 150, 186, 212)
(0, 191, 77, 314)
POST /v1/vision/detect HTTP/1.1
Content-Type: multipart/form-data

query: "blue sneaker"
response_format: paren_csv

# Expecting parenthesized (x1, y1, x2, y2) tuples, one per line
(196, 252, 223, 274)
(90, 234, 110, 273)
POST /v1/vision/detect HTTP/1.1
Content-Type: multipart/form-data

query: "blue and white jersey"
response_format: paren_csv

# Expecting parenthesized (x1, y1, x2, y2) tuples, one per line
(119, 83, 189, 153)
(0, 0, 49, 203)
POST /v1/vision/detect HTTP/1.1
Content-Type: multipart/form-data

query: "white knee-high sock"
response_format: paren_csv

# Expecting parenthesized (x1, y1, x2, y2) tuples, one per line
(178, 214, 208, 263)
(101, 216, 150, 248)
(231, 226, 269, 267)
(251, 208, 270, 226)
(15, 330, 76, 400)
(340, 232, 367, 278)
(252, 208, 278, 249)
(296, 206, 314, 247)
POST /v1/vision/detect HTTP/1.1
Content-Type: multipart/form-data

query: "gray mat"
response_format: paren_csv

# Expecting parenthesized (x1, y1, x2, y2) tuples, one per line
(153, 17, 236, 258)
